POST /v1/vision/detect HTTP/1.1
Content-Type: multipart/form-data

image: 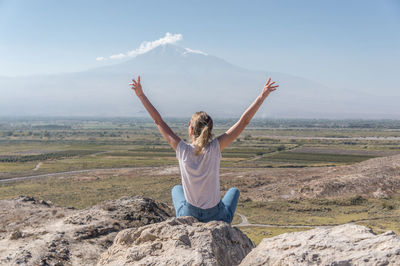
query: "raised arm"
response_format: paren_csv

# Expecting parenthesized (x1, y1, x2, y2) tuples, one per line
(130, 76, 181, 150)
(217, 77, 278, 151)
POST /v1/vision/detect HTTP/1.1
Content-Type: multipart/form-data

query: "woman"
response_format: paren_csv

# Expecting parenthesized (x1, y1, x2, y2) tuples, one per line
(130, 76, 278, 223)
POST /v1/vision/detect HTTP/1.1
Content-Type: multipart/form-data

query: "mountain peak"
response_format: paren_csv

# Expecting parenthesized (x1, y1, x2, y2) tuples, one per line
(143, 44, 208, 58)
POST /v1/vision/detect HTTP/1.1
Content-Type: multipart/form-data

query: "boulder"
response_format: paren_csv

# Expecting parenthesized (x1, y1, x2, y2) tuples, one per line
(98, 216, 255, 266)
(239, 223, 400, 266)
(0, 196, 172, 266)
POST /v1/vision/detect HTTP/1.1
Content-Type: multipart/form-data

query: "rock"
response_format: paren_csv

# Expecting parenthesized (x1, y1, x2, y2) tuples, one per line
(373, 187, 390, 199)
(9, 230, 23, 240)
(0, 196, 173, 266)
(239, 223, 400, 266)
(65, 196, 172, 240)
(98, 216, 255, 266)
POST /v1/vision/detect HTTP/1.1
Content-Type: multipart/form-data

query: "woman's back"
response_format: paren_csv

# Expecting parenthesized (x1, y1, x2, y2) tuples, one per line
(130, 75, 278, 223)
(176, 138, 221, 209)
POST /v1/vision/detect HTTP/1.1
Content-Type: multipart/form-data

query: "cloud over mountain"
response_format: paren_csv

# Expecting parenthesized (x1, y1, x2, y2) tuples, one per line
(105, 32, 183, 60)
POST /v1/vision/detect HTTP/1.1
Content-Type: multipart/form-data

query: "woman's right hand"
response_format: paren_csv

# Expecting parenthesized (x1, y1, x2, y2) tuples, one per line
(129, 75, 144, 97)
(262, 77, 279, 97)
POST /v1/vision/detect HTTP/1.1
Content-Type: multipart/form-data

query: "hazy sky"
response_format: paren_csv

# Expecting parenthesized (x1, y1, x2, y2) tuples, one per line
(1, 0, 399, 93)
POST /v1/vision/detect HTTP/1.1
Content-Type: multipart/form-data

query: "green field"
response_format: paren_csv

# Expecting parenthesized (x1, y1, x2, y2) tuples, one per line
(1, 118, 399, 179)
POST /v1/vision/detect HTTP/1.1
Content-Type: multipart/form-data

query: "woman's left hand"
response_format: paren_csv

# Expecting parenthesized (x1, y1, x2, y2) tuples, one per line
(129, 75, 144, 97)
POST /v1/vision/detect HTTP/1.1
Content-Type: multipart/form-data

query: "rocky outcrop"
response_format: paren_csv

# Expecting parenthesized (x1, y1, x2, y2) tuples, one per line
(65, 196, 172, 240)
(1, 196, 253, 266)
(98, 216, 255, 266)
(239, 223, 400, 266)
(3, 195, 400, 266)
(0, 196, 172, 266)
(300, 154, 400, 199)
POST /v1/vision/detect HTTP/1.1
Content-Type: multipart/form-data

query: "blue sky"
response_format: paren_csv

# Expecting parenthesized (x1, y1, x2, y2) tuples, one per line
(0, 0, 399, 94)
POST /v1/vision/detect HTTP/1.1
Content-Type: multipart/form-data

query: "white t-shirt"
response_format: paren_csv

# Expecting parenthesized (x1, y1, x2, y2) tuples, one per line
(176, 138, 221, 209)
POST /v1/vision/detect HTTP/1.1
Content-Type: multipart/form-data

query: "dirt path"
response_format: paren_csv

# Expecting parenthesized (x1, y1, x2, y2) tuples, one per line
(234, 213, 315, 228)
(244, 145, 301, 163)
(33, 162, 42, 171)
(0, 167, 147, 183)
(234, 212, 400, 229)
(90, 151, 113, 157)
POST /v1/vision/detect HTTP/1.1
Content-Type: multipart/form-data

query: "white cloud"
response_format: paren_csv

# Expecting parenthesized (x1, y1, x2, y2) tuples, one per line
(109, 53, 126, 59)
(96, 32, 183, 61)
(183, 48, 208, 56)
(127, 32, 183, 57)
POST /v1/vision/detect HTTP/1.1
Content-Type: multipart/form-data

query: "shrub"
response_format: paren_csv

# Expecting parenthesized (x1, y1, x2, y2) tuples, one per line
(276, 145, 285, 151)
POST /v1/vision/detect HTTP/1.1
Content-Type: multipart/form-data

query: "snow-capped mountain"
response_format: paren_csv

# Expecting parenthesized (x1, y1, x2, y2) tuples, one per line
(0, 44, 397, 118)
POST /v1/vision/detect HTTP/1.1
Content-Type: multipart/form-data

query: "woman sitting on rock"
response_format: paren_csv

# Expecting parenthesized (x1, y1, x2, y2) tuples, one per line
(130, 76, 278, 223)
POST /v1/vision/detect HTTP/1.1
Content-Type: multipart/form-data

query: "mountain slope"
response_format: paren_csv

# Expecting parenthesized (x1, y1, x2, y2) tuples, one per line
(0, 44, 397, 118)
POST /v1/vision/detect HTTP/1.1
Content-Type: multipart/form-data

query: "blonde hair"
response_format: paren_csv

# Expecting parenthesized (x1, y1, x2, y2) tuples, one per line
(190, 111, 213, 155)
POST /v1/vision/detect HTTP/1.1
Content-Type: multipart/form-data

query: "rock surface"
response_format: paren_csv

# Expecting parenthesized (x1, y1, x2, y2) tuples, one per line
(0, 196, 172, 266)
(98, 216, 255, 266)
(299, 154, 400, 199)
(240, 223, 400, 266)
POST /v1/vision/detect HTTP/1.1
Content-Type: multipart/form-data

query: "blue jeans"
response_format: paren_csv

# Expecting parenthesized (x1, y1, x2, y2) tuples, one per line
(171, 185, 240, 223)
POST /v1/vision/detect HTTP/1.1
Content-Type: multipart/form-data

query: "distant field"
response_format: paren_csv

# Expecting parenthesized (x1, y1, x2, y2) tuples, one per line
(0, 117, 399, 243)
(260, 151, 375, 165)
(1, 118, 399, 179)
